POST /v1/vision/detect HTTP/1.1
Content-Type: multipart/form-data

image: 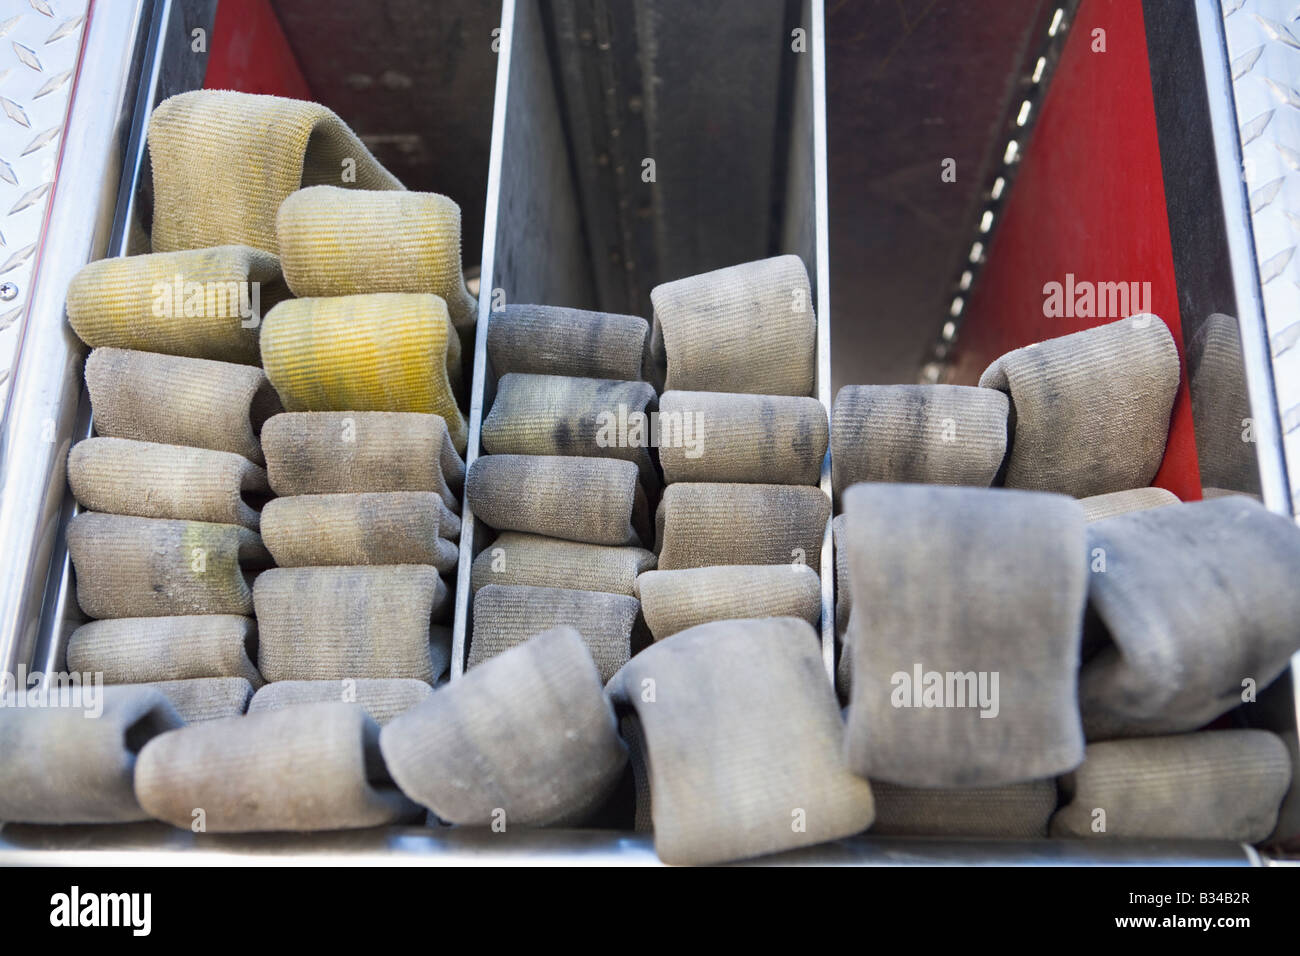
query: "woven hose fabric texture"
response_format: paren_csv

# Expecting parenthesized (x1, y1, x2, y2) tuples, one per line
(0, 686, 184, 824)
(620, 712, 654, 833)
(254, 565, 447, 682)
(259, 293, 467, 452)
(467, 454, 649, 547)
(1079, 497, 1300, 740)
(636, 564, 821, 641)
(260, 492, 459, 571)
(68, 438, 268, 531)
(1187, 312, 1262, 496)
(248, 679, 434, 726)
(134, 703, 420, 832)
(487, 304, 649, 382)
(978, 315, 1179, 497)
(655, 482, 829, 569)
(85, 348, 282, 466)
(834, 515, 853, 696)
(469, 584, 639, 684)
(649, 255, 817, 396)
(868, 779, 1059, 838)
(147, 89, 403, 255)
(139, 677, 255, 723)
(606, 617, 874, 866)
(381, 627, 628, 827)
(1079, 486, 1180, 522)
(261, 411, 464, 510)
(67, 513, 271, 619)
(66, 615, 263, 687)
(1050, 730, 1292, 842)
(841, 484, 1088, 788)
(833, 514, 850, 632)
(483, 373, 660, 493)
(276, 185, 477, 332)
(657, 391, 827, 486)
(829, 384, 1008, 497)
(429, 626, 454, 681)
(67, 246, 281, 364)
(470, 532, 656, 596)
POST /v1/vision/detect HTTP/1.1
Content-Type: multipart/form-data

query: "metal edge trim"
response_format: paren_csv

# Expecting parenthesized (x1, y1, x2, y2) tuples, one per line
(1196, 0, 1300, 752)
(0, 0, 154, 677)
(0, 824, 1262, 866)
(451, 0, 516, 680)
(811, 0, 834, 681)
(33, 0, 179, 680)
(1194, 0, 1291, 514)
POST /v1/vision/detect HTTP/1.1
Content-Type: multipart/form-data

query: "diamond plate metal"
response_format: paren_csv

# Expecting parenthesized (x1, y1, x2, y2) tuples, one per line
(1221, 0, 1300, 515)
(0, 0, 87, 411)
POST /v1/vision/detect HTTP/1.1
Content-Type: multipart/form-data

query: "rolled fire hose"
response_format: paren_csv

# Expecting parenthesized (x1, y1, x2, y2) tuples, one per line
(253, 565, 448, 683)
(482, 373, 660, 493)
(1050, 730, 1291, 843)
(259, 293, 467, 452)
(68, 437, 269, 531)
(67, 245, 282, 365)
(0, 686, 184, 824)
(467, 454, 649, 547)
(488, 304, 649, 382)
(260, 492, 459, 571)
(139, 677, 255, 724)
(66, 614, 263, 687)
(1079, 496, 1300, 740)
(249, 678, 434, 726)
(655, 482, 829, 570)
(648, 255, 817, 396)
(381, 627, 628, 828)
(468, 583, 639, 684)
(830, 384, 1008, 496)
(978, 315, 1179, 498)
(606, 617, 875, 866)
(636, 564, 820, 641)
(134, 702, 421, 832)
(469, 531, 656, 596)
(657, 390, 827, 486)
(67, 513, 272, 619)
(839, 483, 1087, 788)
(147, 89, 402, 255)
(260, 410, 464, 512)
(85, 348, 281, 466)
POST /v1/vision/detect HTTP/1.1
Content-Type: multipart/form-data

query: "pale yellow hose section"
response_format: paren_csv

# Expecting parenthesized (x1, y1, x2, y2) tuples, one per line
(147, 90, 404, 255)
(276, 186, 477, 332)
(67, 246, 280, 365)
(260, 293, 466, 453)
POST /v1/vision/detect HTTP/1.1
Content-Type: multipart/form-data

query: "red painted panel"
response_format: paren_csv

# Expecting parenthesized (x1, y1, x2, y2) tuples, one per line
(203, 0, 312, 100)
(948, 0, 1201, 501)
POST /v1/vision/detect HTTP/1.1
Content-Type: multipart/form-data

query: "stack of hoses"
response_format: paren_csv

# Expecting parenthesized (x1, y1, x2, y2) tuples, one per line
(466, 304, 658, 683)
(3, 91, 470, 828)
(3, 86, 1295, 860)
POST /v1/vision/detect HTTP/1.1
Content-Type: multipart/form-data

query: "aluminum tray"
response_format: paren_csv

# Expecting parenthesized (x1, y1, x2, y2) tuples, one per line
(0, 0, 1294, 864)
